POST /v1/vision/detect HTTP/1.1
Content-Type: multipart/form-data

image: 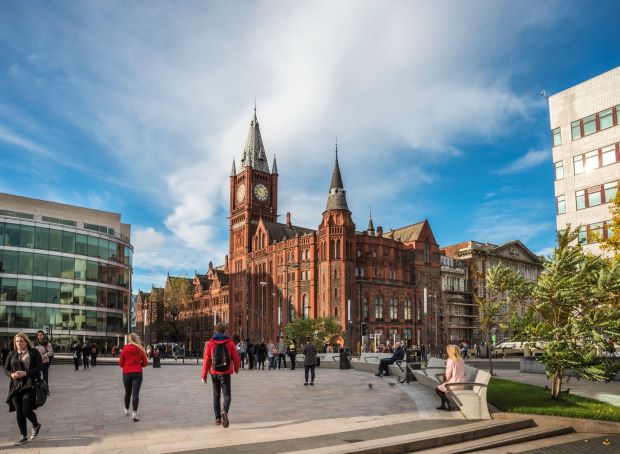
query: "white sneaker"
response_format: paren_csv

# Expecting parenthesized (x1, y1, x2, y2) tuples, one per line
(132, 411, 140, 421)
(124, 408, 129, 416)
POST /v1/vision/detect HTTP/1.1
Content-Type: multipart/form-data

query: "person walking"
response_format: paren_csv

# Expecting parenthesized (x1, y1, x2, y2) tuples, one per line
(236, 339, 247, 369)
(4, 333, 43, 446)
(277, 337, 287, 369)
(257, 342, 267, 370)
(71, 341, 81, 371)
(118, 333, 148, 421)
(201, 323, 240, 428)
(288, 340, 297, 370)
(303, 337, 318, 386)
(91, 344, 98, 367)
(82, 342, 90, 370)
(267, 340, 277, 370)
(34, 330, 53, 385)
(246, 340, 255, 370)
(435, 344, 465, 411)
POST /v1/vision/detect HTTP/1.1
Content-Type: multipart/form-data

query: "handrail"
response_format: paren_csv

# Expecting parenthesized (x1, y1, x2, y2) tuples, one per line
(395, 360, 405, 372)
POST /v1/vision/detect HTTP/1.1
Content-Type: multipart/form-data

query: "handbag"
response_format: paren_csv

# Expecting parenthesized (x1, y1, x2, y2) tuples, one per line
(34, 378, 50, 407)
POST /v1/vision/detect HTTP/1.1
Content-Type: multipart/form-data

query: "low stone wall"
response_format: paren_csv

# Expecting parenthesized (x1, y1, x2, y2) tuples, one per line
(520, 357, 620, 380)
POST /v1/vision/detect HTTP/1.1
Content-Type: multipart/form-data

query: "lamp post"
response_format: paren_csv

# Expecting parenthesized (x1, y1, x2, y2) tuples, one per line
(143, 308, 148, 345)
(423, 287, 428, 362)
(284, 262, 299, 329)
(259, 282, 267, 341)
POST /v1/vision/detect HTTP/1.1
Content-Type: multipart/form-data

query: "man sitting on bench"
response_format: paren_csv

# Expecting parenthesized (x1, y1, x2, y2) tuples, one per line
(375, 342, 405, 377)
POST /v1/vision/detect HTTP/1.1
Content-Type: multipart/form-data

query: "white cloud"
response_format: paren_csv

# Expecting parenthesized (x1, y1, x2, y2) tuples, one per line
(497, 150, 549, 174)
(2, 1, 562, 280)
(536, 246, 555, 257)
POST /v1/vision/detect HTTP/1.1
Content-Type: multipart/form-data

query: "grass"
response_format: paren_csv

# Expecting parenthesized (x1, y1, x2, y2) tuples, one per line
(487, 378, 620, 422)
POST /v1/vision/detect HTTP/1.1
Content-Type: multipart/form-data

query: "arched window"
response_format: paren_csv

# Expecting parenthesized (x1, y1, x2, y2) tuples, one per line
(303, 294, 310, 319)
(404, 299, 412, 320)
(336, 239, 341, 258)
(375, 296, 383, 320)
(334, 306, 339, 317)
(288, 295, 295, 321)
(390, 297, 398, 320)
(330, 240, 335, 259)
(362, 296, 369, 319)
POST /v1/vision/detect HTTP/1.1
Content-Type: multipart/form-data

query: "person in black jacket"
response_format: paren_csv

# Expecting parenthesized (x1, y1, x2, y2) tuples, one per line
(375, 342, 405, 377)
(4, 332, 43, 446)
(82, 342, 90, 370)
(71, 341, 81, 371)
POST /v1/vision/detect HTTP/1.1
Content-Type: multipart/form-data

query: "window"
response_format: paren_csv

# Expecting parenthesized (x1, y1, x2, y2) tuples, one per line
(585, 150, 599, 172)
(375, 296, 383, 320)
(617, 105, 620, 125)
(19, 225, 34, 248)
(556, 195, 566, 214)
(390, 298, 398, 320)
(583, 114, 597, 136)
(571, 120, 582, 140)
(587, 186, 602, 207)
(404, 299, 412, 320)
(62, 231, 75, 254)
(576, 190, 586, 210)
(600, 108, 614, 130)
(554, 161, 564, 180)
(303, 294, 310, 319)
(48, 229, 62, 252)
(18, 252, 33, 274)
(605, 181, 618, 203)
(574, 155, 584, 174)
(362, 297, 369, 319)
(34, 227, 49, 250)
(4, 223, 20, 246)
(552, 127, 561, 147)
(602, 145, 616, 166)
(589, 222, 604, 243)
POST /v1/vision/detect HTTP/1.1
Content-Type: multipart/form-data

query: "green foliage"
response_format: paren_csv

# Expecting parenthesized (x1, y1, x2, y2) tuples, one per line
(601, 182, 620, 257)
(488, 378, 620, 422)
(284, 317, 342, 350)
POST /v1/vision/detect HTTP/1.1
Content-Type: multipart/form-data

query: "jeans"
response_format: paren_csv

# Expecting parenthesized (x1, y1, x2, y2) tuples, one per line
(123, 372, 143, 411)
(211, 373, 232, 419)
(278, 353, 287, 369)
(91, 354, 97, 367)
(239, 352, 246, 368)
(11, 390, 39, 437)
(289, 354, 296, 369)
(304, 365, 315, 383)
(73, 357, 79, 371)
(41, 362, 49, 384)
(378, 359, 394, 374)
(268, 356, 277, 369)
(83, 356, 89, 369)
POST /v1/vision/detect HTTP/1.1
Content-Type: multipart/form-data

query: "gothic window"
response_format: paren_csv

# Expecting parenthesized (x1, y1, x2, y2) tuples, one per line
(404, 299, 412, 320)
(390, 298, 398, 320)
(334, 287, 338, 298)
(334, 306, 338, 317)
(336, 239, 341, 258)
(288, 295, 295, 321)
(375, 296, 383, 320)
(362, 296, 369, 320)
(303, 294, 310, 319)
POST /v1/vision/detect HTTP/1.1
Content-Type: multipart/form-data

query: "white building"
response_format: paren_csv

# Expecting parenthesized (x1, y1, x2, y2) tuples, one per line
(550, 67, 620, 254)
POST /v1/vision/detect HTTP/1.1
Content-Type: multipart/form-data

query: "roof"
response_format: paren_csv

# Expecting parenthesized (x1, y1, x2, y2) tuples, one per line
(263, 220, 315, 242)
(383, 221, 426, 243)
(240, 110, 270, 173)
(214, 269, 229, 286)
(325, 149, 349, 211)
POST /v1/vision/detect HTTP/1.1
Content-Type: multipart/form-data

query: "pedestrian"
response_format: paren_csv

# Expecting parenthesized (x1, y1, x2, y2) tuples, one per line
(4, 332, 43, 446)
(34, 330, 53, 385)
(303, 337, 318, 386)
(118, 333, 148, 421)
(146, 345, 152, 359)
(435, 344, 465, 411)
(82, 342, 90, 370)
(277, 337, 287, 369)
(71, 341, 81, 371)
(267, 340, 277, 370)
(91, 344, 98, 367)
(111, 345, 117, 357)
(257, 342, 267, 370)
(201, 323, 240, 428)
(236, 339, 247, 368)
(288, 339, 297, 370)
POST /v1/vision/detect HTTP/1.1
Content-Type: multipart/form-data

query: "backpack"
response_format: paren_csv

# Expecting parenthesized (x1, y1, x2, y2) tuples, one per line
(212, 342, 230, 372)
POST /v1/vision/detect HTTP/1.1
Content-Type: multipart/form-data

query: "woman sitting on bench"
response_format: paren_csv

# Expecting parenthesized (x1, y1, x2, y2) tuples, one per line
(435, 344, 465, 411)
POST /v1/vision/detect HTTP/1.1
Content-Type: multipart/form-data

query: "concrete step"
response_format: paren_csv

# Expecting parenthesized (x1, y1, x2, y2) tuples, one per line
(470, 432, 601, 453)
(281, 418, 538, 454)
(418, 425, 575, 453)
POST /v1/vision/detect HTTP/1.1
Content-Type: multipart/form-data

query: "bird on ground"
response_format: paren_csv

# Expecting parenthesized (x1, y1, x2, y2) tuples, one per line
(368, 383, 374, 389)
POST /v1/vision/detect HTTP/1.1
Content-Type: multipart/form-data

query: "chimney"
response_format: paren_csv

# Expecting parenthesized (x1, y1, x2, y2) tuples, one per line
(286, 212, 291, 227)
(224, 255, 229, 271)
(376, 226, 383, 237)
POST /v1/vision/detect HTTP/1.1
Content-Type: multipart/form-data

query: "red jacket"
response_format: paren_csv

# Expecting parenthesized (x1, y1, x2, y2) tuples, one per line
(201, 336, 240, 379)
(118, 344, 148, 374)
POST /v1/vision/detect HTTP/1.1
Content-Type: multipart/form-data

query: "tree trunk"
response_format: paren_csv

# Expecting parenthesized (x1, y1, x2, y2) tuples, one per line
(550, 372, 563, 398)
(487, 329, 494, 376)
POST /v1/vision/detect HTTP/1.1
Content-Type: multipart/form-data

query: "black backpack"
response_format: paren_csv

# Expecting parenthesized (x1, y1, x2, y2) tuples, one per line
(213, 342, 230, 372)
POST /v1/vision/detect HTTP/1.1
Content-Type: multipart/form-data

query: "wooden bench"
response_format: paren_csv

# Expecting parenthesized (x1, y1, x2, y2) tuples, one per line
(410, 361, 492, 420)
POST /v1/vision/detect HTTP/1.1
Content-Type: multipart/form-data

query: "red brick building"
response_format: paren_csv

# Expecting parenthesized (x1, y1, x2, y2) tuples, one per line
(141, 111, 444, 352)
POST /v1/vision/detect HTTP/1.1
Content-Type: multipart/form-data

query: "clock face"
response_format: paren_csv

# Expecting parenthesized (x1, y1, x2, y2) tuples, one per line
(254, 183, 269, 201)
(236, 184, 246, 203)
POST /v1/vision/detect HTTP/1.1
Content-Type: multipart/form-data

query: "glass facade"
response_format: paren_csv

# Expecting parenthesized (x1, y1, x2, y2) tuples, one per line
(0, 219, 132, 351)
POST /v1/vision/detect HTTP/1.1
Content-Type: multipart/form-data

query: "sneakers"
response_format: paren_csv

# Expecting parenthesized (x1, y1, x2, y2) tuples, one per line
(304, 382, 308, 386)
(374, 372, 383, 377)
(124, 408, 129, 416)
(14, 435, 27, 446)
(30, 423, 41, 440)
(221, 411, 229, 428)
(132, 411, 140, 421)
(309, 382, 314, 386)
(215, 418, 222, 425)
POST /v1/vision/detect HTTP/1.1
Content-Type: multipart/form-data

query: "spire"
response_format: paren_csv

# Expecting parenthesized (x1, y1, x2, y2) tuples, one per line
(367, 209, 375, 235)
(231, 157, 236, 176)
(240, 107, 270, 173)
(325, 144, 349, 211)
(272, 154, 278, 174)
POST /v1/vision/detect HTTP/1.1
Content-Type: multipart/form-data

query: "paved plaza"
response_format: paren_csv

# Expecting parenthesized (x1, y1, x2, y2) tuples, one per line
(0, 363, 462, 454)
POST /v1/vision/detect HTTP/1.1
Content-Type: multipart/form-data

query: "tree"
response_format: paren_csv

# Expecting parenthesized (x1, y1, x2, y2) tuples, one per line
(601, 182, 620, 257)
(284, 317, 342, 351)
(163, 277, 193, 343)
(510, 228, 620, 398)
(476, 263, 531, 376)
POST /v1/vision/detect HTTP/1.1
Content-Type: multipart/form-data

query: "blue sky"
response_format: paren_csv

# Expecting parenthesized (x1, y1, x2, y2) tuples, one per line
(1, 1, 619, 293)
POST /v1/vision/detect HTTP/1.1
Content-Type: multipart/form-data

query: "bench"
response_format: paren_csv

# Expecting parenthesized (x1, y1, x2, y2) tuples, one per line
(410, 361, 492, 420)
(351, 353, 393, 373)
(409, 358, 446, 388)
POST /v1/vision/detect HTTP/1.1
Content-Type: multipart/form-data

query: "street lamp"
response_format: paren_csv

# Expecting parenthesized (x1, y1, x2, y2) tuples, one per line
(259, 282, 267, 341)
(143, 308, 148, 345)
(284, 263, 299, 329)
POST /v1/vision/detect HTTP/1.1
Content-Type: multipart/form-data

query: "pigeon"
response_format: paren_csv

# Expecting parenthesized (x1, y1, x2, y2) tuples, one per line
(368, 383, 374, 389)
(388, 381, 397, 387)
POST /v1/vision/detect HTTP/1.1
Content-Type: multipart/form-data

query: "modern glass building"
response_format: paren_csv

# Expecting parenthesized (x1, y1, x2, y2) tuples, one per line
(0, 193, 133, 351)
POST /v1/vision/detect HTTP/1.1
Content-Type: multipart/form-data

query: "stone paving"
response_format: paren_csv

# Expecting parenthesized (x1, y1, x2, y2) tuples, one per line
(0, 362, 462, 453)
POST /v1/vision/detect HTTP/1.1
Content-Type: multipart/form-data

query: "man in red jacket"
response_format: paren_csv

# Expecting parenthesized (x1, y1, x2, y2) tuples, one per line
(201, 323, 240, 428)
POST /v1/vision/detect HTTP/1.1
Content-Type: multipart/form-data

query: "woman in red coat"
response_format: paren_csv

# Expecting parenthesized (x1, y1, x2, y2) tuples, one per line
(118, 333, 148, 421)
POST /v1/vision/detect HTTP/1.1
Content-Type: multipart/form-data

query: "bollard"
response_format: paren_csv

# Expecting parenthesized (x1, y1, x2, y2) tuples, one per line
(339, 348, 351, 370)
